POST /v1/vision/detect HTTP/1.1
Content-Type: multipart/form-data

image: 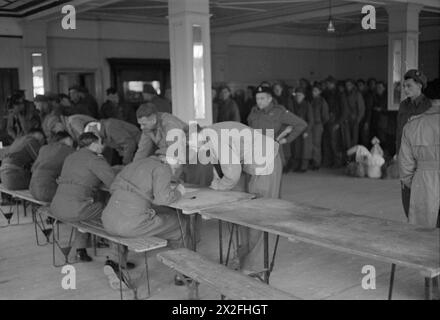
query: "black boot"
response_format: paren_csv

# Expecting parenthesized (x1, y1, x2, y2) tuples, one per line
(76, 249, 93, 262)
(105, 258, 136, 270)
(174, 274, 192, 286)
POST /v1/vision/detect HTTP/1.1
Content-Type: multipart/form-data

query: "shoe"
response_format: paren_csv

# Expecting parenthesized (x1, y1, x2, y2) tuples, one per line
(76, 249, 93, 262)
(103, 265, 130, 291)
(105, 258, 135, 271)
(122, 262, 136, 270)
(174, 274, 192, 286)
(96, 239, 109, 248)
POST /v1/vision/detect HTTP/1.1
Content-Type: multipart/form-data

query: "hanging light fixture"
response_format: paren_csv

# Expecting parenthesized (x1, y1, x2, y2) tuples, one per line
(327, 0, 335, 33)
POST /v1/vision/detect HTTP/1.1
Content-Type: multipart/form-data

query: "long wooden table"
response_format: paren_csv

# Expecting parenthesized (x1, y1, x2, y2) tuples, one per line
(199, 198, 440, 300)
(167, 188, 255, 251)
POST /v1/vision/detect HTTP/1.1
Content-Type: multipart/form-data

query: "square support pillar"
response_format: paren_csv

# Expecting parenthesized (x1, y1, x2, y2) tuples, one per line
(168, 0, 213, 126)
(21, 21, 50, 99)
(386, 3, 423, 110)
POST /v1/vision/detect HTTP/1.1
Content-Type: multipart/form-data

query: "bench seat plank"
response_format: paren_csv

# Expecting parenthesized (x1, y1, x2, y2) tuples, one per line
(38, 207, 167, 253)
(200, 198, 440, 278)
(0, 184, 49, 206)
(157, 248, 299, 300)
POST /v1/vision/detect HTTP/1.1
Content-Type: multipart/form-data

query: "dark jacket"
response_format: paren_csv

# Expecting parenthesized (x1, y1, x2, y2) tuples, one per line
(217, 98, 241, 123)
(29, 142, 75, 202)
(1, 135, 42, 169)
(247, 101, 307, 144)
(7, 101, 41, 139)
(100, 118, 141, 165)
(50, 148, 115, 221)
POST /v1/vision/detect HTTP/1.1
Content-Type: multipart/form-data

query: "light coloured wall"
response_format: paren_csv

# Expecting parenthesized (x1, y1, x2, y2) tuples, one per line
(226, 46, 336, 88)
(335, 45, 388, 81)
(1, 18, 438, 100)
(0, 37, 25, 89)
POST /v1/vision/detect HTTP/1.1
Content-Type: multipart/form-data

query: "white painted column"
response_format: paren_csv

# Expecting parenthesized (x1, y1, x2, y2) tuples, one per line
(386, 3, 422, 110)
(21, 21, 50, 99)
(168, 0, 212, 126)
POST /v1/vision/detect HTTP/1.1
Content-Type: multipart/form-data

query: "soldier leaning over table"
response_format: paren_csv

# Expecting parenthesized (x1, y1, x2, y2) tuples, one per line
(189, 121, 282, 272)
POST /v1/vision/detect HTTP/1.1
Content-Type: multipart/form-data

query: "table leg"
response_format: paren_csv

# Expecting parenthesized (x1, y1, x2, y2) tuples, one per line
(425, 277, 433, 300)
(218, 220, 223, 264)
(175, 209, 187, 249)
(189, 214, 197, 251)
(144, 252, 151, 298)
(264, 232, 269, 284)
(218, 220, 226, 300)
(388, 263, 396, 300)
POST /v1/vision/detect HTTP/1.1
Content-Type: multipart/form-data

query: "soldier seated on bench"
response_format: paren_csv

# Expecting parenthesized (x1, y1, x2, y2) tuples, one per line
(29, 131, 75, 202)
(51, 132, 115, 262)
(101, 155, 189, 287)
(0, 129, 45, 190)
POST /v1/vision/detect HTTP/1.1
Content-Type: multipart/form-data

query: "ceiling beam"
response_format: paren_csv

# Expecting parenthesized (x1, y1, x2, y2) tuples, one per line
(25, 0, 124, 21)
(212, 2, 364, 32)
(383, 0, 440, 9)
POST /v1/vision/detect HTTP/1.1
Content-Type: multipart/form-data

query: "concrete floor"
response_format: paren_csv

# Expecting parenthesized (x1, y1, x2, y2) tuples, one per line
(0, 169, 433, 300)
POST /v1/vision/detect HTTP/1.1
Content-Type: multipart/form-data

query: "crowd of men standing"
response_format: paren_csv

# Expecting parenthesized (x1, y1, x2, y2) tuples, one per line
(212, 76, 393, 173)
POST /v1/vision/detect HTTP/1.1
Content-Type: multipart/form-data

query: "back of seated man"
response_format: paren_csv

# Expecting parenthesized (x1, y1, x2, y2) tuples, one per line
(51, 132, 115, 262)
(101, 156, 188, 287)
(0, 129, 45, 190)
(29, 131, 75, 202)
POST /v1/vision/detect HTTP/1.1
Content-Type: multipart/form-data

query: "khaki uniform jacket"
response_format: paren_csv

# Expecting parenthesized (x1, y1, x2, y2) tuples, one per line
(29, 142, 75, 202)
(291, 100, 314, 160)
(345, 90, 365, 122)
(217, 98, 241, 123)
(247, 101, 307, 144)
(399, 104, 440, 228)
(50, 148, 115, 221)
(1, 135, 42, 169)
(7, 101, 41, 139)
(133, 112, 187, 161)
(100, 118, 141, 165)
(202, 122, 280, 191)
(102, 157, 182, 237)
(62, 114, 97, 142)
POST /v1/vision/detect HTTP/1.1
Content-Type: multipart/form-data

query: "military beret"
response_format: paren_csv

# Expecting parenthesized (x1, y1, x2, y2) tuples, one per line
(143, 84, 157, 95)
(136, 102, 157, 118)
(424, 79, 440, 100)
(404, 69, 427, 88)
(255, 85, 273, 96)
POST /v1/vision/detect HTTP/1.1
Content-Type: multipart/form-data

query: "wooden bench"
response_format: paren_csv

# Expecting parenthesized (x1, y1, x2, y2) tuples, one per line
(38, 206, 168, 300)
(157, 248, 299, 300)
(0, 185, 50, 244)
(200, 198, 440, 300)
